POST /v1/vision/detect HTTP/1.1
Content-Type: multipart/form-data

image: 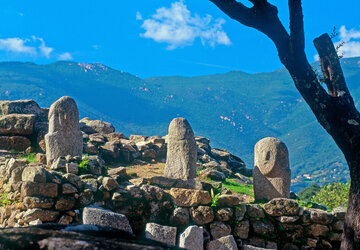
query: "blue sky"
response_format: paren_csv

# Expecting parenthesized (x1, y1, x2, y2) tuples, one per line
(0, 0, 359, 78)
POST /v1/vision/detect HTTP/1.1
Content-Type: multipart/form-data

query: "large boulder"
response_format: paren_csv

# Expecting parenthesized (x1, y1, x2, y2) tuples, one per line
(145, 223, 177, 246)
(0, 114, 35, 135)
(253, 137, 291, 200)
(179, 226, 204, 250)
(45, 96, 83, 165)
(80, 117, 115, 134)
(82, 207, 133, 234)
(0, 136, 31, 151)
(263, 198, 299, 216)
(170, 188, 211, 207)
(0, 100, 47, 122)
(164, 118, 197, 180)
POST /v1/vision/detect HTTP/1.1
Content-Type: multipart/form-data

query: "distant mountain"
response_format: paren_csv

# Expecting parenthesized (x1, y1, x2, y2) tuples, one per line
(1, 58, 359, 191)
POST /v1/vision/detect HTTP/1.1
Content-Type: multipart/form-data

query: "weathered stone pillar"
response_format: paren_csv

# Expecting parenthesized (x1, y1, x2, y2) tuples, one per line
(253, 137, 291, 201)
(164, 118, 197, 180)
(45, 96, 82, 165)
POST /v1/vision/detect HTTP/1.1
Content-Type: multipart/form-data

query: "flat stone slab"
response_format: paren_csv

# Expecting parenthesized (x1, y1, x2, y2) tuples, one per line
(82, 207, 133, 234)
(0, 114, 35, 135)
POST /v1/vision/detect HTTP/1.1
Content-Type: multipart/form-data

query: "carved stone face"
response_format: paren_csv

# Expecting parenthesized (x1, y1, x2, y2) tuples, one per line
(254, 137, 289, 176)
(48, 96, 79, 133)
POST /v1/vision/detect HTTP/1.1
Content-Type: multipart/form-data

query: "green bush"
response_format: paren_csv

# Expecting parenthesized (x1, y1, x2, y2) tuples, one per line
(311, 182, 350, 209)
(298, 183, 321, 202)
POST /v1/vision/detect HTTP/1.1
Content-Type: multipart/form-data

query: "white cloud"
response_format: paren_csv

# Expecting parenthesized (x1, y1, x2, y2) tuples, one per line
(136, 11, 143, 21)
(32, 36, 54, 58)
(139, 0, 231, 50)
(58, 52, 73, 60)
(337, 26, 360, 58)
(0, 36, 73, 60)
(0, 38, 36, 54)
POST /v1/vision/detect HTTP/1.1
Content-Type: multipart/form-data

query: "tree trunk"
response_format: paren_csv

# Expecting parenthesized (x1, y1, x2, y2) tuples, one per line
(208, 0, 360, 247)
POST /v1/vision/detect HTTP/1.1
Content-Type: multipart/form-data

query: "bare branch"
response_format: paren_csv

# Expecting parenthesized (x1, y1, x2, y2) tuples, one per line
(314, 33, 350, 98)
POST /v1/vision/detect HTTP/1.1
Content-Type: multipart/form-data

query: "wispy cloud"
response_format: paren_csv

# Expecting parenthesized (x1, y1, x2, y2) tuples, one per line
(136, 11, 143, 21)
(139, 0, 231, 50)
(0, 36, 73, 60)
(337, 26, 360, 58)
(58, 52, 73, 60)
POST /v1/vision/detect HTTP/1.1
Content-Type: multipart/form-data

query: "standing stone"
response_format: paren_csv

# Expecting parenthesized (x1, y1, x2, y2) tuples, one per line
(164, 118, 197, 180)
(253, 137, 291, 201)
(45, 97, 82, 165)
(179, 226, 204, 250)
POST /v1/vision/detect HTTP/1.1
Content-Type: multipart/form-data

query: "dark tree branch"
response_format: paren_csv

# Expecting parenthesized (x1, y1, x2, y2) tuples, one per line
(314, 33, 351, 98)
(289, 0, 305, 55)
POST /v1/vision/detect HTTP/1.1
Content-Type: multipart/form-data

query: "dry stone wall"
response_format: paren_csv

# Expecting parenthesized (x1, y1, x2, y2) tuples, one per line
(0, 98, 346, 249)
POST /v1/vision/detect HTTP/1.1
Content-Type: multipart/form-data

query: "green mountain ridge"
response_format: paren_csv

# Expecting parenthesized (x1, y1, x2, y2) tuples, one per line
(1, 58, 359, 192)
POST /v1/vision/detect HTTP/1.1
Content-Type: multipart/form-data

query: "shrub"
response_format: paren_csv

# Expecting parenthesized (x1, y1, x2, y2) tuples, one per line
(311, 181, 350, 209)
(298, 183, 321, 202)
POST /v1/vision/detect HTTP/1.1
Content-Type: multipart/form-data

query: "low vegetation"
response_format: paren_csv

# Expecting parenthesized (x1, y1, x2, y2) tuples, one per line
(0, 192, 13, 206)
(311, 181, 350, 209)
(222, 178, 254, 197)
(19, 153, 37, 163)
(78, 154, 91, 175)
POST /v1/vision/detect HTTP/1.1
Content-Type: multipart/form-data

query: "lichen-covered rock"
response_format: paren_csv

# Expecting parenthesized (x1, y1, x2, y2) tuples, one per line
(140, 185, 164, 201)
(22, 166, 47, 183)
(23, 209, 59, 223)
(164, 118, 197, 180)
(145, 223, 177, 246)
(21, 182, 58, 198)
(45, 96, 83, 165)
(307, 224, 329, 237)
(0, 114, 35, 135)
(332, 207, 346, 220)
(80, 117, 115, 134)
(206, 235, 238, 250)
(234, 220, 249, 239)
(263, 198, 299, 216)
(190, 206, 215, 225)
(179, 225, 204, 250)
(308, 208, 333, 224)
(62, 183, 78, 194)
(251, 220, 275, 236)
(23, 197, 54, 209)
(246, 204, 265, 218)
(102, 177, 119, 191)
(170, 207, 190, 225)
(170, 188, 211, 207)
(55, 197, 76, 211)
(0, 136, 31, 151)
(210, 221, 231, 240)
(82, 207, 133, 234)
(200, 169, 226, 181)
(63, 173, 83, 189)
(216, 208, 233, 222)
(0, 99, 47, 121)
(217, 195, 241, 207)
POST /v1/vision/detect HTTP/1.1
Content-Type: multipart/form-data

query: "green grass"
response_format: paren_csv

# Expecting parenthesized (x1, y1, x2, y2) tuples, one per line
(19, 153, 37, 163)
(222, 178, 254, 197)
